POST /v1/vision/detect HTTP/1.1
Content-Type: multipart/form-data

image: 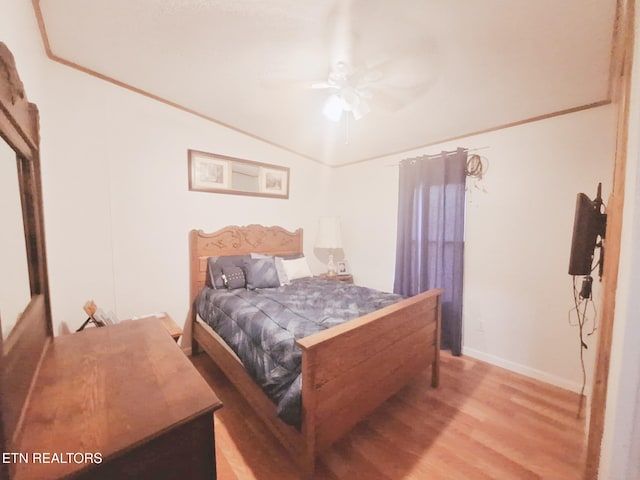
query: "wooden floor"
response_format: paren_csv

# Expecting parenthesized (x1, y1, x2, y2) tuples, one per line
(191, 352, 587, 480)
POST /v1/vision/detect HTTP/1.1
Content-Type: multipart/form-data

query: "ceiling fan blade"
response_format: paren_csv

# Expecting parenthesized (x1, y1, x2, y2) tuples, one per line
(359, 68, 383, 85)
(368, 76, 437, 112)
(351, 97, 370, 120)
(366, 37, 439, 87)
(324, 0, 358, 66)
(260, 77, 332, 91)
(309, 81, 335, 89)
(367, 87, 406, 112)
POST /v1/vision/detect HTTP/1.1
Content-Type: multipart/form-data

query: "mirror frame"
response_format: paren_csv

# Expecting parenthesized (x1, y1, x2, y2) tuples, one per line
(0, 42, 51, 479)
(188, 149, 290, 199)
(0, 42, 50, 335)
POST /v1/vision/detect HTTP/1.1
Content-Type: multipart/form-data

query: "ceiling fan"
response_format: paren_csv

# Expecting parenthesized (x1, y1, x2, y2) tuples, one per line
(260, 1, 438, 124)
(309, 61, 382, 122)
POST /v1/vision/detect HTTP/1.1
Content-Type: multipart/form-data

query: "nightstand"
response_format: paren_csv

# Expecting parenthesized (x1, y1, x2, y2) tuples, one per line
(319, 273, 354, 284)
(129, 312, 183, 342)
(159, 313, 183, 342)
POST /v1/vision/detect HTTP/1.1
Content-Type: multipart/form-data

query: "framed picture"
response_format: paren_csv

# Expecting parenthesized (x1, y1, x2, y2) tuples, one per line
(188, 149, 290, 199)
(189, 150, 231, 191)
(336, 260, 350, 276)
(259, 166, 289, 196)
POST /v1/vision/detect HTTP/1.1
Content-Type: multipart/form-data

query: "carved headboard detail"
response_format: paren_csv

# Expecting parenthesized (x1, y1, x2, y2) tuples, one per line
(189, 225, 303, 305)
(0, 43, 39, 156)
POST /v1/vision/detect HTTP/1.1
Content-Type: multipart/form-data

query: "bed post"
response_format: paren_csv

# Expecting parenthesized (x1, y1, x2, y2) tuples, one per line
(189, 230, 201, 356)
(191, 315, 201, 356)
(300, 349, 317, 477)
(432, 294, 442, 387)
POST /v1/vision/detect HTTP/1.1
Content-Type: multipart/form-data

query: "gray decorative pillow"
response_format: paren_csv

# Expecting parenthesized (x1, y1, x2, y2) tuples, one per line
(206, 257, 224, 289)
(207, 255, 251, 289)
(222, 266, 246, 290)
(244, 258, 280, 289)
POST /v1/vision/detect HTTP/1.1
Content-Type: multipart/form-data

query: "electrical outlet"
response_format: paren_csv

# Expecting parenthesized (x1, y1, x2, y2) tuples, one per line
(477, 320, 485, 333)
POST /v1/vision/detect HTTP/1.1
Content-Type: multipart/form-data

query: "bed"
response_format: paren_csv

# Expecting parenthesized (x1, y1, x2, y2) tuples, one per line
(189, 225, 442, 475)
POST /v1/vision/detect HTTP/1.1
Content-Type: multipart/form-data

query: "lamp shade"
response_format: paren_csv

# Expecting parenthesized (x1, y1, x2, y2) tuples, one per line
(316, 217, 342, 249)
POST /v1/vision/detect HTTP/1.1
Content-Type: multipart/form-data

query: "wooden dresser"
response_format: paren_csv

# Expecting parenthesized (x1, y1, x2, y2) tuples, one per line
(12, 319, 222, 480)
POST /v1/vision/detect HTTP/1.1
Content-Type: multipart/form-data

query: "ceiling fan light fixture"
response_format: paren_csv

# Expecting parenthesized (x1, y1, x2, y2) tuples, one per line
(351, 98, 370, 120)
(320, 62, 377, 122)
(323, 94, 344, 122)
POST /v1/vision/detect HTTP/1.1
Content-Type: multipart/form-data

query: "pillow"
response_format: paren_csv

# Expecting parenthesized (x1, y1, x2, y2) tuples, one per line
(222, 266, 246, 290)
(274, 256, 290, 285)
(251, 252, 303, 286)
(206, 257, 224, 289)
(282, 257, 312, 281)
(244, 258, 280, 289)
(206, 255, 251, 289)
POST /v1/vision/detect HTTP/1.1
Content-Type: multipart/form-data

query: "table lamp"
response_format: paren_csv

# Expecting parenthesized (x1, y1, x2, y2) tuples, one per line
(315, 216, 342, 277)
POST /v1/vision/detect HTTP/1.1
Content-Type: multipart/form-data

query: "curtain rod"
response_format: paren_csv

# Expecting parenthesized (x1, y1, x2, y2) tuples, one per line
(386, 146, 490, 166)
(404, 148, 464, 163)
(404, 146, 490, 162)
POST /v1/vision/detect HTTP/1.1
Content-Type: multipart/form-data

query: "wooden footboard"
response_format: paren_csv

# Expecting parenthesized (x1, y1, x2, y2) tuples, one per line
(297, 288, 442, 473)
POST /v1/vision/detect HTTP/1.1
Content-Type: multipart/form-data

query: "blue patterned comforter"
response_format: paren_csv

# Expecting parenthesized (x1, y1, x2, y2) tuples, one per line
(195, 277, 403, 427)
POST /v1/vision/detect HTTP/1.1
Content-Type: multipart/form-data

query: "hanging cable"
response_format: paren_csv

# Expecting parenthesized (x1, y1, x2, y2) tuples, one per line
(465, 153, 487, 178)
(568, 274, 597, 419)
(465, 153, 489, 195)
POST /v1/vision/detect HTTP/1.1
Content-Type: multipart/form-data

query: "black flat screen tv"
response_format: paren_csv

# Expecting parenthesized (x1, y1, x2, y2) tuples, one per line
(568, 184, 607, 277)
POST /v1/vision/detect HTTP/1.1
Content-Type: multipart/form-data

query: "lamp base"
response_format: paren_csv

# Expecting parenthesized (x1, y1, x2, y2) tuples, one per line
(326, 254, 337, 277)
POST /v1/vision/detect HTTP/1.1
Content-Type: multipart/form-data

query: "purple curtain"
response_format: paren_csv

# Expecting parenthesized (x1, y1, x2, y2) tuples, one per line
(394, 148, 467, 355)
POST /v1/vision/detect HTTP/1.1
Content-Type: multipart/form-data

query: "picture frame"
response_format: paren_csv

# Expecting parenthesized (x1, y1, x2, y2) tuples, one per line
(336, 260, 350, 276)
(188, 149, 290, 199)
(189, 150, 231, 191)
(259, 166, 289, 196)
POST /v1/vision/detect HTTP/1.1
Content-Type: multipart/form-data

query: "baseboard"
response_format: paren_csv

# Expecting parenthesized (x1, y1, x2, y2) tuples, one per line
(461, 346, 584, 394)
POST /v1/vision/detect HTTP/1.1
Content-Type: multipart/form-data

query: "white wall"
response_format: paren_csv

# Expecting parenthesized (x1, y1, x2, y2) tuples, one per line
(2, 2, 331, 337)
(332, 106, 616, 394)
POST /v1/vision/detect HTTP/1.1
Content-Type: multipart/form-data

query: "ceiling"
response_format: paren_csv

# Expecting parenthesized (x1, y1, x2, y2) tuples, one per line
(36, 0, 617, 166)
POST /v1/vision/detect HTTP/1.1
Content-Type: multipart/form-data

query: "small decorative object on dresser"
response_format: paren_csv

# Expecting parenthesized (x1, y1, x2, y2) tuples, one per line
(336, 259, 349, 275)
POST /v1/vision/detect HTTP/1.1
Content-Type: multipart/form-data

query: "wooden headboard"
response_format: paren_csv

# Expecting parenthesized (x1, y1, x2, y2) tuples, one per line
(189, 225, 303, 305)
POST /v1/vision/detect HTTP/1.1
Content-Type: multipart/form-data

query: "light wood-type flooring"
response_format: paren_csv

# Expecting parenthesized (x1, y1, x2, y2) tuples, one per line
(191, 351, 586, 480)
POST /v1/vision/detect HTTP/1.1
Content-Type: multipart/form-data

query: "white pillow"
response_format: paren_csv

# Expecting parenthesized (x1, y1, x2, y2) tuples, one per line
(274, 257, 290, 285)
(251, 253, 291, 286)
(282, 257, 312, 281)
